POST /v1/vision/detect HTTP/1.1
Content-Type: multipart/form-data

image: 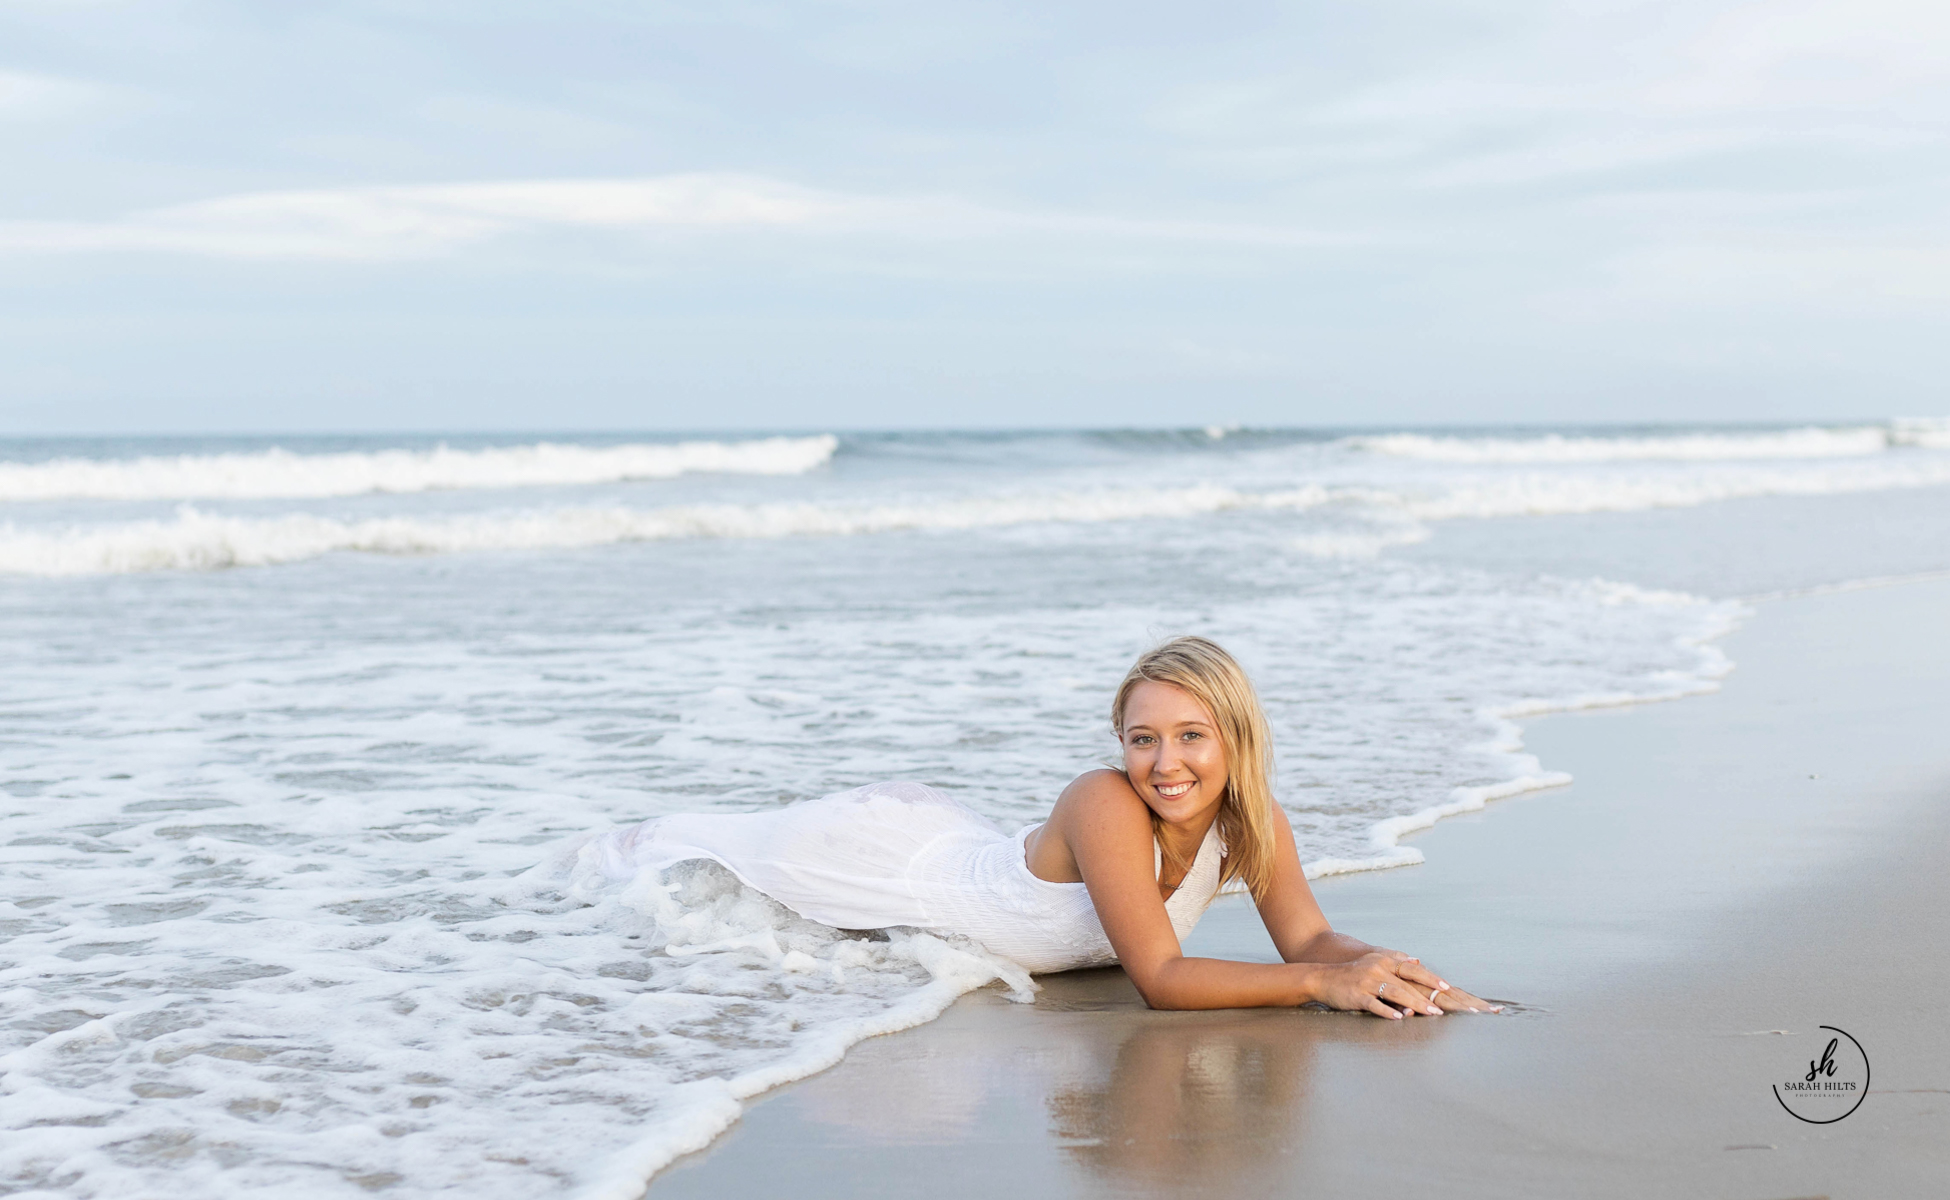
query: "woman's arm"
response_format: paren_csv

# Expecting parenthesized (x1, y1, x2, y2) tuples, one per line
(1251, 804, 1379, 962)
(1061, 772, 1443, 1016)
(1252, 804, 1499, 1013)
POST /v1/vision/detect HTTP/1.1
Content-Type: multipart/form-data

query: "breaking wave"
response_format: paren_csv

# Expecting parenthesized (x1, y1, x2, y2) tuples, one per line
(11, 445, 1950, 576)
(0, 485, 1333, 575)
(0, 435, 839, 500)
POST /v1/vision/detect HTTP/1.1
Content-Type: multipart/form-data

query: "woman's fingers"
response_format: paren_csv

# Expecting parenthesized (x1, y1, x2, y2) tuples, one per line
(1393, 959, 1448, 994)
(1349, 952, 1497, 1022)
(1372, 972, 1442, 1016)
(1369, 955, 1504, 1014)
(1431, 985, 1501, 1013)
(1339, 956, 1499, 1018)
(1401, 985, 1442, 1016)
(1343, 962, 1410, 1018)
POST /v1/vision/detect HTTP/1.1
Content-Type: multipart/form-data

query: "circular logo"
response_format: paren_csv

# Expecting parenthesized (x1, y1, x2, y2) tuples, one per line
(1774, 1026, 1870, 1124)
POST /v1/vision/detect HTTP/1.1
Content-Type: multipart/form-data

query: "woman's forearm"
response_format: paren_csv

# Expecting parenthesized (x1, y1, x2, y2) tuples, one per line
(1133, 955, 1331, 1010)
(1128, 933, 1388, 1009)
(1132, 947, 1447, 1016)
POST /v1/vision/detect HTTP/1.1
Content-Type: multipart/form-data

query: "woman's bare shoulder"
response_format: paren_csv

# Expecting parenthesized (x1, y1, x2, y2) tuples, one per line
(1050, 769, 1149, 827)
(1026, 770, 1138, 882)
(1057, 767, 1137, 799)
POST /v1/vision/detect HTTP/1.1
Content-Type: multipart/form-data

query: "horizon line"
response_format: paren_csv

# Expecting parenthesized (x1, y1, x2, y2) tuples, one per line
(0, 416, 1930, 443)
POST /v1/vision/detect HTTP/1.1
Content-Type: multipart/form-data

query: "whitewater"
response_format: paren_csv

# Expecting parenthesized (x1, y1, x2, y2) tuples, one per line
(4, 422, 1949, 1198)
(0, 434, 838, 501)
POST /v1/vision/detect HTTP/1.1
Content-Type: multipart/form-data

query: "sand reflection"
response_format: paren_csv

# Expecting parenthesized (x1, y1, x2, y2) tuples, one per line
(780, 968, 1451, 1192)
(1048, 1014, 1312, 1190)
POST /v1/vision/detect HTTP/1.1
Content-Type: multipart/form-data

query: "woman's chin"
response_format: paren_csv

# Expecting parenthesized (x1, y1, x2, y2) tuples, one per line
(1145, 792, 1219, 826)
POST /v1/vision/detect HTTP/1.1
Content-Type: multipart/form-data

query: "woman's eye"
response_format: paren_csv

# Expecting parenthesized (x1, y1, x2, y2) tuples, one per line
(1182, 731, 1202, 741)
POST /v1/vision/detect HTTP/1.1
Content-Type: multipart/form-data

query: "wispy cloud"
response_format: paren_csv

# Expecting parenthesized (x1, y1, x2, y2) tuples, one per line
(0, 172, 1352, 261)
(0, 175, 841, 259)
(1161, 0, 1950, 190)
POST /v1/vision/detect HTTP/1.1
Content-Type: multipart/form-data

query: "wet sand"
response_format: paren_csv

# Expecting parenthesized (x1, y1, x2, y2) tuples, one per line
(646, 575, 1950, 1199)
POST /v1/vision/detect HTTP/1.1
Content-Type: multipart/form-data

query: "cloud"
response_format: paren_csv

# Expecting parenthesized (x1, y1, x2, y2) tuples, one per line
(1607, 235, 1950, 306)
(0, 172, 1352, 261)
(0, 174, 856, 259)
(0, 68, 109, 121)
(1160, 0, 1950, 191)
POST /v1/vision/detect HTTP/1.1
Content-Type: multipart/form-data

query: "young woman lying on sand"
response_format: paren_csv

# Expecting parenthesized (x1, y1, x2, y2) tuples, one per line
(585, 636, 1497, 1017)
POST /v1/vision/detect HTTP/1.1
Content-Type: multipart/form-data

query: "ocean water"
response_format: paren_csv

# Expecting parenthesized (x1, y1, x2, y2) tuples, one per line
(4, 421, 1949, 1197)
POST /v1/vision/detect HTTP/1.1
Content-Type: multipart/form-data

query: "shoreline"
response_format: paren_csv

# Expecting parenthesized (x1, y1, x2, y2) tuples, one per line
(642, 572, 1950, 1198)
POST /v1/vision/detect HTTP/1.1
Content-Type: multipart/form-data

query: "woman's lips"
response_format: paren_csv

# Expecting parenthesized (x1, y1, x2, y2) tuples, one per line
(1153, 780, 1194, 798)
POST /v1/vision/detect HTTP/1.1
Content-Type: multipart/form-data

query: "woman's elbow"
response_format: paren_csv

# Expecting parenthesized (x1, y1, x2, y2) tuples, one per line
(1128, 964, 1195, 1010)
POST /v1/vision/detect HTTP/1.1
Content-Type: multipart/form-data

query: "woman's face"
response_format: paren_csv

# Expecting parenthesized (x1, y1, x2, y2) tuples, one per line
(1119, 681, 1229, 826)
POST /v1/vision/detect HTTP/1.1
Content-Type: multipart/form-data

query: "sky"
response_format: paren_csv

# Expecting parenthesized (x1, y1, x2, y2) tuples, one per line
(2, 0, 1946, 434)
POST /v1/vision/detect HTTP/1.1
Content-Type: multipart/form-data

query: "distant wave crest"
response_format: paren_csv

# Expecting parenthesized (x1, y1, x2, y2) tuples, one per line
(0, 435, 840, 500)
(1391, 455, 1950, 520)
(1349, 425, 1896, 463)
(1893, 417, 1950, 450)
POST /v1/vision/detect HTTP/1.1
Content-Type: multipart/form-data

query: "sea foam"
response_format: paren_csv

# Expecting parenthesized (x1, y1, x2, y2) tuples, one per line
(0, 435, 838, 500)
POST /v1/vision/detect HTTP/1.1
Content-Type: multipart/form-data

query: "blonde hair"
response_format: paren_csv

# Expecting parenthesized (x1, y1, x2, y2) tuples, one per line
(1110, 636, 1280, 902)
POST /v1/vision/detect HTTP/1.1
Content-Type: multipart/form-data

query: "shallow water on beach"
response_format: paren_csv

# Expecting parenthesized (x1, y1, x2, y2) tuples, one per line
(4, 422, 1949, 1196)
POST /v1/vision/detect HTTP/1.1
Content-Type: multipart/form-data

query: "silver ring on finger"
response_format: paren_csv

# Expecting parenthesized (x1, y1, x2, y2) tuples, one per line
(1377, 982, 1387, 996)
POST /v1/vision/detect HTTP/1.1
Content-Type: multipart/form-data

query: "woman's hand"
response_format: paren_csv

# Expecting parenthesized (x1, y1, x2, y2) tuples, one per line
(1369, 949, 1501, 1014)
(1312, 952, 1439, 1019)
(1312, 951, 1500, 1018)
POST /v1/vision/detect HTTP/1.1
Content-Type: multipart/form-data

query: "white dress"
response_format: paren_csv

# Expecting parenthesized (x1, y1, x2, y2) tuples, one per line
(582, 781, 1226, 975)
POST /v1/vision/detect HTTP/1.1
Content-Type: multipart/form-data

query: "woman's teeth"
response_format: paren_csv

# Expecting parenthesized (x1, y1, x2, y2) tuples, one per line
(1155, 781, 1194, 798)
